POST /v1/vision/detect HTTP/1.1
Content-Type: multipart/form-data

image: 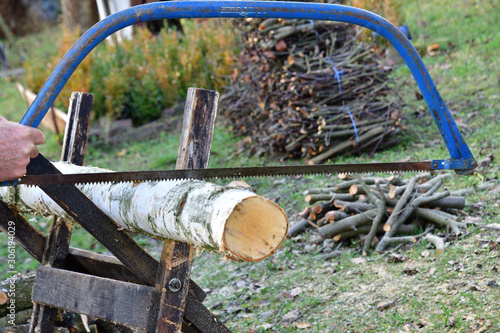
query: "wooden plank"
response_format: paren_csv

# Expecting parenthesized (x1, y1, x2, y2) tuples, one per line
(60, 92, 94, 165)
(67, 248, 204, 303)
(16, 83, 67, 135)
(176, 88, 219, 170)
(32, 266, 153, 329)
(151, 88, 220, 333)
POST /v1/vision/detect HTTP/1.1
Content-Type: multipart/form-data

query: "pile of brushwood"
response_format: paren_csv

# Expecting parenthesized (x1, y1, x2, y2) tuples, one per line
(221, 0, 403, 163)
(289, 172, 495, 255)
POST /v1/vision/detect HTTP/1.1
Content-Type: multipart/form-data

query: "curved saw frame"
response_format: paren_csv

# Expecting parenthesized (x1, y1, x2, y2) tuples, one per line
(17, 1, 477, 173)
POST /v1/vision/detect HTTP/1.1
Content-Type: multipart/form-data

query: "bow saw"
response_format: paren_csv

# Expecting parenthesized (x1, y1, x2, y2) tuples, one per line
(1, 1, 477, 187)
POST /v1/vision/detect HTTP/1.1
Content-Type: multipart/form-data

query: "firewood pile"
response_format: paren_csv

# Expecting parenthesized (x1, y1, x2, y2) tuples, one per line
(221, 1, 403, 162)
(289, 173, 495, 255)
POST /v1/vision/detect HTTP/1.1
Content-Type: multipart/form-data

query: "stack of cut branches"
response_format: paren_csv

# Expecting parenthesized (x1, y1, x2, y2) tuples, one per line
(289, 173, 495, 254)
(221, 0, 403, 163)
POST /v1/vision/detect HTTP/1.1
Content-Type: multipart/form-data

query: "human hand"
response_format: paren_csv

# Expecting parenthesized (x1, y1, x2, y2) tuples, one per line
(0, 117, 46, 181)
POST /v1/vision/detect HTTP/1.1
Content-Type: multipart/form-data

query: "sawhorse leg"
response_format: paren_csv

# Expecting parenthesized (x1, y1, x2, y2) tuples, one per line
(30, 92, 93, 333)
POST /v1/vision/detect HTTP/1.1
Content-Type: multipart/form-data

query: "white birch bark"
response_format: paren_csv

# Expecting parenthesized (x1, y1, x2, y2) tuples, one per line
(0, 162, 288, 262)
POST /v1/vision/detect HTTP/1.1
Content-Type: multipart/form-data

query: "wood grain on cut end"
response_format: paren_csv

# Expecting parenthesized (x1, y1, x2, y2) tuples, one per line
(223, 196, 288, 262)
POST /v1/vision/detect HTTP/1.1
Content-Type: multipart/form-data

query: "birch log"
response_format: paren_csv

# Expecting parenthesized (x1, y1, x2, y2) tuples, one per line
(0, 162, 289, 262)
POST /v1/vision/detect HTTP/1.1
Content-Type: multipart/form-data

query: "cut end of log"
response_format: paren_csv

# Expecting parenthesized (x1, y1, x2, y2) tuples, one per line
(222, 196, 288, 262)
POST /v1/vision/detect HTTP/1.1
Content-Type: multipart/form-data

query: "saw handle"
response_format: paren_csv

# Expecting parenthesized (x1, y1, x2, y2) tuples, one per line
(17, 1, 475, 174)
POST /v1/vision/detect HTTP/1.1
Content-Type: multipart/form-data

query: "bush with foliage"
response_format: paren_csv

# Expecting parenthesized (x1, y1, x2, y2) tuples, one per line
(24, 19, 238, 125)
(350, 0, 404, 26)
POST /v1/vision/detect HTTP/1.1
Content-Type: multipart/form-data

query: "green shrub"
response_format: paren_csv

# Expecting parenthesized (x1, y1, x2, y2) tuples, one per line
(24, 19, 239, 125)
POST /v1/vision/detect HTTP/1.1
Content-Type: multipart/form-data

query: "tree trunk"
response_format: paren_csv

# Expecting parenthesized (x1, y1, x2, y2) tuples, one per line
(0, 163, 288, 262)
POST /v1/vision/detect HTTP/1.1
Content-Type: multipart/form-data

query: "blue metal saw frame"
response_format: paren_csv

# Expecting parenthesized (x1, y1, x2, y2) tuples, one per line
(15, 1, 477, 174)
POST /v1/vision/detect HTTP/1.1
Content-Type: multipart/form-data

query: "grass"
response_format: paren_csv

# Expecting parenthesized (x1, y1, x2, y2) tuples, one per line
(1, 0, 499, 331)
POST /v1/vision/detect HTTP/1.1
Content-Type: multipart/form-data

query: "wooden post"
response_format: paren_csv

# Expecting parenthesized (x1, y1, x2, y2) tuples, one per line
(149, 88, 221, 333)
(30, 93, 94, 333)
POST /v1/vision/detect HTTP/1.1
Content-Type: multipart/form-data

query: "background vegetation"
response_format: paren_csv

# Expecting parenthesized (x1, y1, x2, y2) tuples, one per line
(0, 0, 498, 331)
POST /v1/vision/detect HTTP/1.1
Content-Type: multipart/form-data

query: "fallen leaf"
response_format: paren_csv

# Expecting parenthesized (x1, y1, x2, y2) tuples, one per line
(446, 316, 458, 328)
(486, 280, 498, 288)
(490, 184, 500, 195)
(426, 43, 440, 55)
(350, 257, 366, 265)
(231, 68, 239, 81)
(258, 300, 271, 308)
(402, 267, 419, 275)
(420, 250, 431, 258)
(462, 216, 482, 224)
(376, 299, 397, 311)
(387, 253, 406, 263)
(226, 304, 244, 314)
(479, 155, 493, 167)
(263, 51, 276, 59)
(116, 148, 127, 157)
(281, 287, 302, 300)
(227, 180, 251, 189)
(260, 311, 273, 321)
(289, 287, 303, 297)
(261, 323, 273, 330)
(81, 314, 90, 333)
(468, 283, 484, 292)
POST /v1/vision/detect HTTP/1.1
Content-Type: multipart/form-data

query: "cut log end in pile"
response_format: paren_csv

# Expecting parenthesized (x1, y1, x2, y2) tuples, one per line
(289, 172, 495, 255)
(0, 162, 289, 263)
(223, 196, 288, 262)
(221, 1, 403, 162)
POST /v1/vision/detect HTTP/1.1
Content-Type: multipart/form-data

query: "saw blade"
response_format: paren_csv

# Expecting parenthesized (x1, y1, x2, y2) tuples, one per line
(16, 161, 432, 186)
